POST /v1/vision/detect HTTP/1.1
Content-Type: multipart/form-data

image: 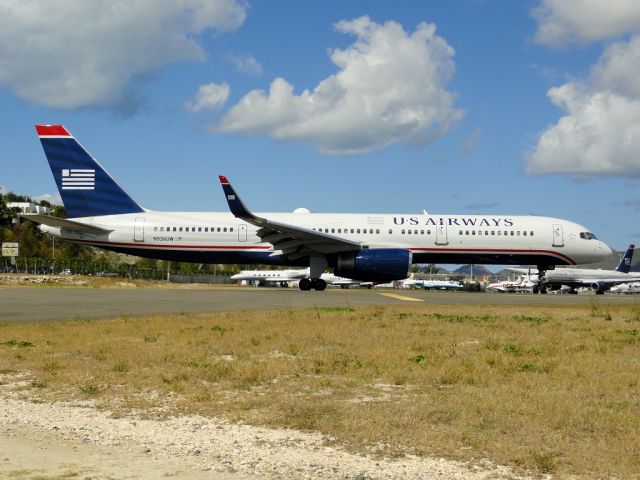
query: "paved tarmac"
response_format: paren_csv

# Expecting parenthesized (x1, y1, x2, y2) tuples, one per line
(0, 286, 638, 322)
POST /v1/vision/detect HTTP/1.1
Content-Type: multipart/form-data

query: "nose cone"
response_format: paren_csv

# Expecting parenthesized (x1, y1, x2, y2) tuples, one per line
(599, 241, 614, 258)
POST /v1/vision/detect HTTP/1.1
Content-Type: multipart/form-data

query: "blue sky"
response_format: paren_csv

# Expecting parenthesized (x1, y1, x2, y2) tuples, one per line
(1, 0, 639, 252)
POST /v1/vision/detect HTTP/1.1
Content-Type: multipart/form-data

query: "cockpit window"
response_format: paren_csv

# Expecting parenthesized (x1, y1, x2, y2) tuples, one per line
(580, 232, 597, 240)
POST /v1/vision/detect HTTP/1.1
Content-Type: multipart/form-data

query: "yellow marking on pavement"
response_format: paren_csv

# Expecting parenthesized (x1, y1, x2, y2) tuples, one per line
(379, 293, 424, 302)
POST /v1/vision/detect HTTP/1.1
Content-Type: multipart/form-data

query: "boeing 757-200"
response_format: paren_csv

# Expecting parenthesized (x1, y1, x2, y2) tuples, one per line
(24, 125, 613, 291)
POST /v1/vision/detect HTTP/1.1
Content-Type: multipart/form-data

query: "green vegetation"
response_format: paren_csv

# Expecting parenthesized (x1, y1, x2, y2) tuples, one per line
(1, 304, 639, 477)
(0, 191, 240, 277)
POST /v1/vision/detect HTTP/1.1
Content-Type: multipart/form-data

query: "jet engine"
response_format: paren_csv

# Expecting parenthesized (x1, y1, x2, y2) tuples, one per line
(334, 248, 412, 282)
(590, 281, 608, 294)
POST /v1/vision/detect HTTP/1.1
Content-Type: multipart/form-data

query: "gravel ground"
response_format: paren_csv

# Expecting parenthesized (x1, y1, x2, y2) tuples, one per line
(0, 379, 527, 479)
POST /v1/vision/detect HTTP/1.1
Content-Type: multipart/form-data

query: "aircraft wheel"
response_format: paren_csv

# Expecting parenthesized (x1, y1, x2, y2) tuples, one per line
(532, 286, 539, 294)
(312, 278, 327, 291)
(299, 278, 312, 291)
(540, 285, 547, 294)
(595, 290, 605, 295)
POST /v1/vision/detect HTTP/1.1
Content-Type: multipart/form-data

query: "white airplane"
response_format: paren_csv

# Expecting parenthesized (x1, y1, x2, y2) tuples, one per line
(25, 125, 613, 291)
(610, 282, 640, 294)
(486, 274, 536, 293)
(510, 244, 637, 294)
(402, 279, 463, 290)
(230, 269, 307, 287)
(231, 268, 373, 288)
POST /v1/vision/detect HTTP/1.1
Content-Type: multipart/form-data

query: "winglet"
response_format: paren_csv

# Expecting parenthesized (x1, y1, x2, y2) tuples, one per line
(218, 175, 259, 222)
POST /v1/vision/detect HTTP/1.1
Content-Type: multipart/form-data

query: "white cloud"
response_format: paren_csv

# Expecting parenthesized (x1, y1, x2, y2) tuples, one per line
(213, 16, 463, 155)
(527, 83, 640, 176)
(228, 54, 263, 75)
(528, 33, 640, 177)
(185, 82, 230, 112)
(0, 0, 246, 109)
(533, 0, 640, 47)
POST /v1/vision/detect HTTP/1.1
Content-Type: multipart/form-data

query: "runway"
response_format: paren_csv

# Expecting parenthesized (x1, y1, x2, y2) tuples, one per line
(0, 286, 638, 322)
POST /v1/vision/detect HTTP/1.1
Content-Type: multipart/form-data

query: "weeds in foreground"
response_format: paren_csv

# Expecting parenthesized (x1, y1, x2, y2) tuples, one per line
(0, 304, 638, 477)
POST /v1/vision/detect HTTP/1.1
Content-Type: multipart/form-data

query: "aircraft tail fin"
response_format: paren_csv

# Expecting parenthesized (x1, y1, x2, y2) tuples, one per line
(615, 244, 635, 273)
(35, 125, 144, 218)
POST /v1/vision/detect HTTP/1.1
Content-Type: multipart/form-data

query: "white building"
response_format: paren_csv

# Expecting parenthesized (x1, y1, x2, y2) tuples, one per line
(6, 202, 51, 215)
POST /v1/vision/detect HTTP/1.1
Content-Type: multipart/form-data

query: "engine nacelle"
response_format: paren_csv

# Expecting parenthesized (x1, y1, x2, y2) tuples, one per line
(334, 248, 412, 282)
(590, 281, 608, 294)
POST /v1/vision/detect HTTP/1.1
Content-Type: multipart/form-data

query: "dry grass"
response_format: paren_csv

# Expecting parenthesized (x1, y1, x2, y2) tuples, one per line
(1, 304, 639, 477)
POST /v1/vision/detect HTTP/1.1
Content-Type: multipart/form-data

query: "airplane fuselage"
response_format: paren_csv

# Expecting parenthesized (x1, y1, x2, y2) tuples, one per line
(40, 211, 610, 268)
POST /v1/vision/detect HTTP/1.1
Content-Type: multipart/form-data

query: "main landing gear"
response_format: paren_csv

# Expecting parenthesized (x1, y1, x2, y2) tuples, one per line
(298, 254, 328, 291)
(532, 265, 551, 294)
(299, 278, 327, 291)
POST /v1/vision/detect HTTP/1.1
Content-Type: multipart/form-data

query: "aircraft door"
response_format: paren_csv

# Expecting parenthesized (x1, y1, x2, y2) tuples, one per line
(435, 223, 448, 245)
(134, 217, 145, 242)
(238, 224, 247, 242)
(552, 224, 564, 247)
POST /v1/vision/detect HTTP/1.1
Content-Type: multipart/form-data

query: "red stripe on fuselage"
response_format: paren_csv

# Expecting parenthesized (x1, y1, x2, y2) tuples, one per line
(72, 239, 272, 250)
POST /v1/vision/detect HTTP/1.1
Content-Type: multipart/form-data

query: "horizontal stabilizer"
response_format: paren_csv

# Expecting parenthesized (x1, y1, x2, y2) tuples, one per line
(22, 214, 112, 234)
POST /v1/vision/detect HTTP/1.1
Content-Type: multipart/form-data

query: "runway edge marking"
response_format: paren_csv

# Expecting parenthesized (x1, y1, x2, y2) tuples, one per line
(378, 293, 424, 302)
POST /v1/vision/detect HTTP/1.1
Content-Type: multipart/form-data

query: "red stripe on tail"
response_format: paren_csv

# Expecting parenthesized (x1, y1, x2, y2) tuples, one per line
(35, 125, 71, 137)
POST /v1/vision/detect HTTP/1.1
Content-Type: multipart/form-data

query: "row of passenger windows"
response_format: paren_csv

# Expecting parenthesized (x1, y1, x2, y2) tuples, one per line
(153, 226, 234, 233)
(151, 225, 534, 237)
(458, 229, 534, 236)
(313, 227, 381, 234)
(314, 227, 533, 237)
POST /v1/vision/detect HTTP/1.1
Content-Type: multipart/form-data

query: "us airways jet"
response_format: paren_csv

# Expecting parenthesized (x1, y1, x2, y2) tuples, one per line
(25, 125, 613, 291)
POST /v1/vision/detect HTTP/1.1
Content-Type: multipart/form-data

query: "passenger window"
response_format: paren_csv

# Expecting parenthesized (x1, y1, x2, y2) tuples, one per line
(357, 229, 361, 234)
(376, 229, 380, 234)
(510, 231, 514, 236)
(491, 231, 495, 235)
(388, 229, 393, 234)
(407, 230, 412, 235)
(465, 230, 469, 235)
(523, 231, 527, 236)
(472, 230, 476, 235)
(331, 228, 335, 233)
(230, 227, 233, 232)
(459, 230, 463, 235)
(530, 231, 534, 236)
(198, 227, 202, 232)
(350, 229, 355, 234)
(401, 229, 405, 234)
(497, 231, 501, 236)
(223, 227, 227, 232)
(179, 227, 183, 232)
(204, 227, 208, 232)
(517, 231, 521, 236)
(427, 230, 431, 235)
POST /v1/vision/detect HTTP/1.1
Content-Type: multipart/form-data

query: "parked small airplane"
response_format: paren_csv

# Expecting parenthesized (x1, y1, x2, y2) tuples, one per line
(230, 269, 307, 287)
(231, 268, 373, 288)
(510, 244, 637, 294)
(25, 125, 613, 291)
(402, 279, 463, 290)
(486, 274, 536, 293)
(610, 282, 640, 294)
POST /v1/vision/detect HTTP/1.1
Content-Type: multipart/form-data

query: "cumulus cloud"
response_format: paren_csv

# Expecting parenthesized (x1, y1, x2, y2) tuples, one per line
(213, 16, 463, 155)
(185, 82, 230, 112)
(533, 0, 640, 47)
(527, 35, 640, 177)
(0, 0, 246, 109)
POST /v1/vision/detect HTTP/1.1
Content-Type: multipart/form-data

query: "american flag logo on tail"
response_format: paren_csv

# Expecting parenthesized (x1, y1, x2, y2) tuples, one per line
(61, 169, 95, 190)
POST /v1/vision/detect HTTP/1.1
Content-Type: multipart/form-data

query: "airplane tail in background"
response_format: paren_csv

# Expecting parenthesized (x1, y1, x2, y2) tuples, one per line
(35, 125, 144, 218)
(615, 244, 635, 273)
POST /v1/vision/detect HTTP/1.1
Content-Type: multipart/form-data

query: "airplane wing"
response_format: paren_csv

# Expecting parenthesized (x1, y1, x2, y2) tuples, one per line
(22, 214, 113, 234)
(218, 176, 362, 259)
